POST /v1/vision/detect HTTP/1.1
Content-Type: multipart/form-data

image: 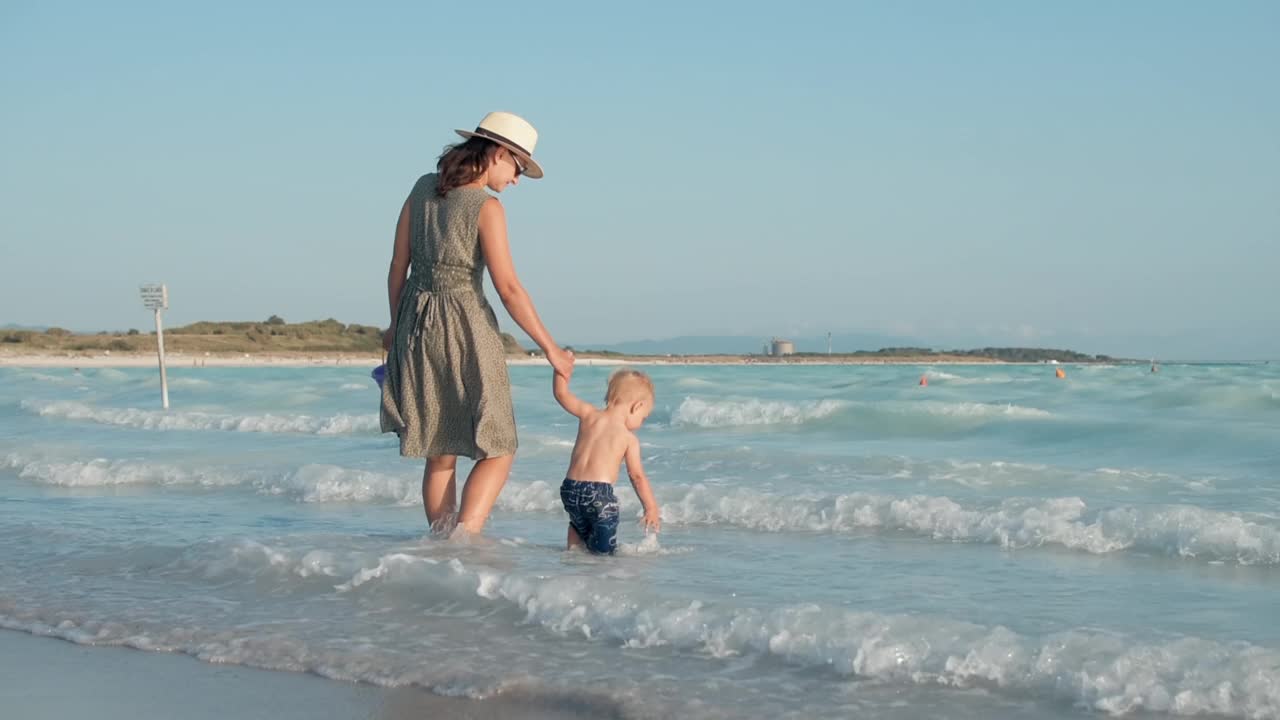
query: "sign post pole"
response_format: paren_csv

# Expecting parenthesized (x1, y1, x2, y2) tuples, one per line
(139, 284, 170, 409)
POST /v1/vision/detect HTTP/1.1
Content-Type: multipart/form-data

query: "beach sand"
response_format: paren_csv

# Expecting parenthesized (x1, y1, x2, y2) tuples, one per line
(1, 629, 615, 720)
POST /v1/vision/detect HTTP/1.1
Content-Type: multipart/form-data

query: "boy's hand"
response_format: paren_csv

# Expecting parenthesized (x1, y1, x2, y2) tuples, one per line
(641, 507, 661, 533)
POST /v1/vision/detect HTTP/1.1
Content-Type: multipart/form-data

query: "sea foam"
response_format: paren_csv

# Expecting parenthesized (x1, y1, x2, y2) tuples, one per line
(21, 400, 379, 435)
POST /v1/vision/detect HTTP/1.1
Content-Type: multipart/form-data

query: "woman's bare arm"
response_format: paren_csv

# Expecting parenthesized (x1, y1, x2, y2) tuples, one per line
(383, 197, 412, 351)
(477, 197, 572, 376)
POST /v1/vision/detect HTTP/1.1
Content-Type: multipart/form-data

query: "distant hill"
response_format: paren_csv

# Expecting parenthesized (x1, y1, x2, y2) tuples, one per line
(1, 323, 48, 331)
(550, 333, 1124, 363)
(3, 321, 1124, 363)
(1, 317, 526, 356)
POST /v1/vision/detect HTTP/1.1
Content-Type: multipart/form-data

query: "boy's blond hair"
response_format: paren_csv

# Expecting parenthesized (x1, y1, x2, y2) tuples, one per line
(605, 368, 654, 406)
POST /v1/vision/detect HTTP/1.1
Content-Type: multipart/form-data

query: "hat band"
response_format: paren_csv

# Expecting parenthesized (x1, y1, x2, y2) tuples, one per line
(471, 126, 531, 157)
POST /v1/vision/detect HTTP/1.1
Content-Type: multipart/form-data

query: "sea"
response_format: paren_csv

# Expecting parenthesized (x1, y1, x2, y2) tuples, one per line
(2, 361, 1278, 719)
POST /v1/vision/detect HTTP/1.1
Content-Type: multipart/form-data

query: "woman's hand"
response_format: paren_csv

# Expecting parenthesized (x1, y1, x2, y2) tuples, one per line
(382, 325, 396, 353)
(546, 347, 575, 378)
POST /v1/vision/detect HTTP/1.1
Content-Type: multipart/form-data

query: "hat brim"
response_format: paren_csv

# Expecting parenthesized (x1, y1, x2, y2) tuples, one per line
(455, 129, 544, 179)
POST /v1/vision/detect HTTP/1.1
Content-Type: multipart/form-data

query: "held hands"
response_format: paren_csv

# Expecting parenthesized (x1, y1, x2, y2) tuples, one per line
(547, 347, 575, 379)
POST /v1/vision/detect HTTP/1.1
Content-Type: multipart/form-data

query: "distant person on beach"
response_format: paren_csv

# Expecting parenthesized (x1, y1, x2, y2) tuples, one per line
(552, 367, 661, 554)
(380, 111, 574, 535)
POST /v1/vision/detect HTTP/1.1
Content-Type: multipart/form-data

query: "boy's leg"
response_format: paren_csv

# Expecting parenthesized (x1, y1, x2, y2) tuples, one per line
(584, 495, 620, 555)
(566, 524, 584, 550)
(561, 479, 590, 551)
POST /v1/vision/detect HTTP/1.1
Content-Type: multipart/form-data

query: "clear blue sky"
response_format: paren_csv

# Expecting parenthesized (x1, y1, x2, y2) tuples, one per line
(2, 1, 1277, 360)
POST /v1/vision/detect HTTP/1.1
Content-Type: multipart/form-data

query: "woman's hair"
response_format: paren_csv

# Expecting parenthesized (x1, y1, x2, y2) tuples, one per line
(435, 137, 499, 197)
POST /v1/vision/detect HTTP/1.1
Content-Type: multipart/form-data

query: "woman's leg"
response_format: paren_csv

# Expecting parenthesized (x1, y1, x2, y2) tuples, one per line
(455, 454, 515, 533)
(423, 455, 458, 532)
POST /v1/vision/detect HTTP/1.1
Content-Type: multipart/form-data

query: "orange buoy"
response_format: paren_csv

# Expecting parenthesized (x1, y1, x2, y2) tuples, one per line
(919, 374, 928, 387)
(1055, 367, 1066, 379)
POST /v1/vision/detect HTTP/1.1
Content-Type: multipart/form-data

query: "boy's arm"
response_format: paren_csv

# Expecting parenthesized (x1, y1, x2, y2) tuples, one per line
(552, 369, 593, 419)
(624, 435, 660, 532)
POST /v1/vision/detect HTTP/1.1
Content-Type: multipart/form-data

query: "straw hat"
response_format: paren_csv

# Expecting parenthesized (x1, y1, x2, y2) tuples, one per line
(455, 111, 544, 179)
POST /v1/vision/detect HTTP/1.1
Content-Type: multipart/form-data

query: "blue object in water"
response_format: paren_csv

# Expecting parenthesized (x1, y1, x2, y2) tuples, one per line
(371, 364, 386, 388)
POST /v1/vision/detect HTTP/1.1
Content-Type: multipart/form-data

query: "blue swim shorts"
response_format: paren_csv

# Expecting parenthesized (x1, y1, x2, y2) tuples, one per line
(560, 478, 620, 555)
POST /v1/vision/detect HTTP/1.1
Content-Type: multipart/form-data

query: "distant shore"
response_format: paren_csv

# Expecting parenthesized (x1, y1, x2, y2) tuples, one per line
(0, 349, 1063, 369)
(2, 320, 1127, 366)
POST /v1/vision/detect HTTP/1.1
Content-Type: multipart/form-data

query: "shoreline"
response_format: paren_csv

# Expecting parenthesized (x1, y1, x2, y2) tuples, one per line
(0, 629, 589, 720)
(0, 350, 1053, 369)
(0, 351, 387, 368)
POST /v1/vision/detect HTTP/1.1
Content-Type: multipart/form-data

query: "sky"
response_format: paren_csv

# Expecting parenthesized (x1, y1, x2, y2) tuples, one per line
(2, 1, 1277, 360)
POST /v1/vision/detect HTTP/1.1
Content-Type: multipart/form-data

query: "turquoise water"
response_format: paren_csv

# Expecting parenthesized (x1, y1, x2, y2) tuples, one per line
(2, 362, 1278, 719)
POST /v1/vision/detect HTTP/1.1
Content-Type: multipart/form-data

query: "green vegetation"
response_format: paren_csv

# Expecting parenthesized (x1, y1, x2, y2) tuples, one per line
(1, 317, 528, 356)
(950, 347, 1115, 363)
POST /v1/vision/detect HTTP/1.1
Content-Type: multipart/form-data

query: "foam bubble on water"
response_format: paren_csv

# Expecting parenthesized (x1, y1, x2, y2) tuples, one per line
(21, 400, 379, 435)
(154, 538, 444, 591)
(1, 453, 423, 505)
(672, 398, 846, 427)
(271, 465, 420, 505)
(656, 485, 1280, 565)
(276, 467, 574, 509)
(924, 369, 962, 381)
(335, 553, 438, 591)
(520, 433, 575, 450)
(6, 543, 1279, 718)
(452, 561, 1280, 718)
(926, 460, 1215, 493)
(1, 452, 247, 487)
(7, 450, 1269, 563)
(911, 401, 1051, 420)
(8, 601, 1278, 719)
(616, 532, 691, 556)
(674, 377, 717, 389)
(2, 451, 549, 508)
(496, 480, 562, 513)
(669, 397, 1050, 429)
(922, 369, 1016, 385)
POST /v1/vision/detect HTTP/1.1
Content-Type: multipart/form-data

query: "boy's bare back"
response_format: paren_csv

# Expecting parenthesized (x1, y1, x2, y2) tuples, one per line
(564, 408, 638, 484)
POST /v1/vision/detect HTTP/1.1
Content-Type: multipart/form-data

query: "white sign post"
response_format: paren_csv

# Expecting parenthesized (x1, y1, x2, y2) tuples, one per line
(139, 284, 170, 409)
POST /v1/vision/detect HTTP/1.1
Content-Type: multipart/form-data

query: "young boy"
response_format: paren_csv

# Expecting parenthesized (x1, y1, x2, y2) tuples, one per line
(553, 367, 661, 554)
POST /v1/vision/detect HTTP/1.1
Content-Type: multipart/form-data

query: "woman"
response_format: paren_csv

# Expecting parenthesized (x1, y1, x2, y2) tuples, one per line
(380, 111, 573, 534)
